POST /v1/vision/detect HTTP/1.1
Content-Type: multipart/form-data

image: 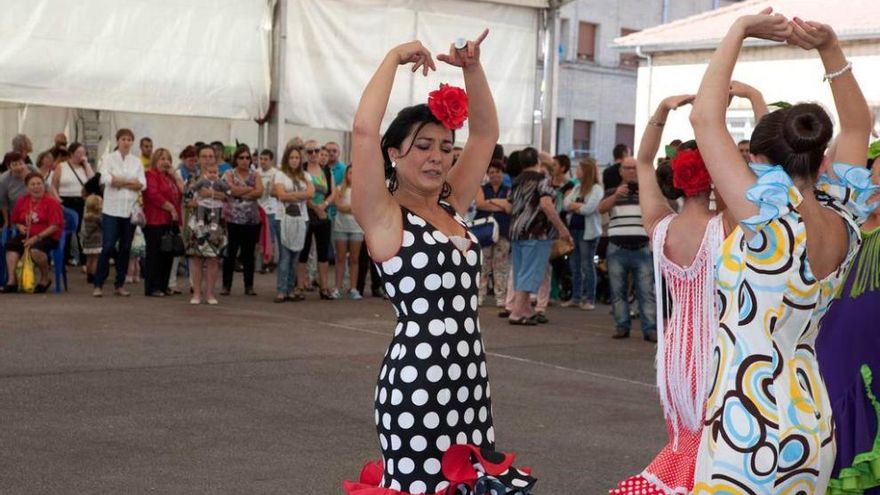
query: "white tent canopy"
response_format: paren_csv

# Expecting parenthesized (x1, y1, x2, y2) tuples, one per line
(284, 0, 539, 146)
(0, 0, 272, 120)
(0, 0, 544, 158)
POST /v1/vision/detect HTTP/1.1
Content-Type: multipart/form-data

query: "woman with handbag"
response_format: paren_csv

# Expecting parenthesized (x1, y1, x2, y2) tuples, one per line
(272, 146, 314, 302)
(474, 159, 511, 308)
(2, 173, 64, 293)
(52, 142, 94, 266)
(142, 148, 183, 297)
(507, 147, 572, 325)
(296, 139, 336, 300)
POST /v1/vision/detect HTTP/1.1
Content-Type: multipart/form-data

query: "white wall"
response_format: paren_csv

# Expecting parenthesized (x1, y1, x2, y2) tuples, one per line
(633, 48, 880, 162)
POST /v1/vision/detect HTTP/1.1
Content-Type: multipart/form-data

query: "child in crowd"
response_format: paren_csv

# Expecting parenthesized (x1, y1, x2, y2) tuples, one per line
(127, 226, 145, 283)
(80, 194, 103, 284)
(193, 164, 230, 236)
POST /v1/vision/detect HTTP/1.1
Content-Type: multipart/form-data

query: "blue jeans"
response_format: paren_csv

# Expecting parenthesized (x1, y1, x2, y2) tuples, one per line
(276, 244, 299, 295)
(94, 214, 133, 289)
(570, 233, 598, 303)
(607, 243, 656, 335)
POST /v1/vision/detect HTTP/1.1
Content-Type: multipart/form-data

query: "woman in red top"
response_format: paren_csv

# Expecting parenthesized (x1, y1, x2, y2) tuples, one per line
(142, 148, 183, 297)
(2, 173, 64, 293)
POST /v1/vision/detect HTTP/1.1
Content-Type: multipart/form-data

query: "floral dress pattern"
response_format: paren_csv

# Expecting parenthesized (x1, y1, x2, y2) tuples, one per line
(693, 163, 869, 494)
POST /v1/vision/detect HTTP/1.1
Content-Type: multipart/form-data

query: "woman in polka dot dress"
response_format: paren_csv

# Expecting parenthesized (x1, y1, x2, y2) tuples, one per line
(342, 30, 536, 495)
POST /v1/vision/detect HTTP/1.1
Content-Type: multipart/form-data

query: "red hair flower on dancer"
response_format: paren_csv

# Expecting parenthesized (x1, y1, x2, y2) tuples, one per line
(428, 84, 468, 130)
(670, 148, 711, 197)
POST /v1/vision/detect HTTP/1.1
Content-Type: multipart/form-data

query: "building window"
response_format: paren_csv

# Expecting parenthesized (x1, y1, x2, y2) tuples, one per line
(615, 124, 635, 153)
(619, 28, 639, 68)
(726, 112, 756, 144)
(573, 119, 593, 157)
(577, 22, 597, 62)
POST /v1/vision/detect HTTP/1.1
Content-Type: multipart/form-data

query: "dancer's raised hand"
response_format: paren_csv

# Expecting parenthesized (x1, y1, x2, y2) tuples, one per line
(788, 18, 837, 51)
(393, 41, 436, 76)
(662, 94, 695, 111)
(437, 29, 489, 70)
(737, 7, 792, 42)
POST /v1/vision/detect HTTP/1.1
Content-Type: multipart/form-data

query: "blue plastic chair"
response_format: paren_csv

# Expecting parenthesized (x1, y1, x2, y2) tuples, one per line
(0, 226, 18, 287)
(50, 208, 79, 293)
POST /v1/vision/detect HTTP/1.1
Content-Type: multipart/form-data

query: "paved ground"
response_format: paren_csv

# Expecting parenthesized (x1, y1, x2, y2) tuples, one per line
(1, 270, 666, 494)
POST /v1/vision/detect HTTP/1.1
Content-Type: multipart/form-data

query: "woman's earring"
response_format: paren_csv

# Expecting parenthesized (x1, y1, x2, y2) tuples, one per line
(387, 167, 399, 193)
(440, 181, 452, 200)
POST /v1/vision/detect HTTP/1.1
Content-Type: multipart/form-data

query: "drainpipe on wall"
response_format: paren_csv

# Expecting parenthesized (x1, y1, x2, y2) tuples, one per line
(661, 0, 669, 24)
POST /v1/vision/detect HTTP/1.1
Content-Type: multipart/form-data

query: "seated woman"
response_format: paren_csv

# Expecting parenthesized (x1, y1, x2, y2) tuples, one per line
(2, 172, 64, 293)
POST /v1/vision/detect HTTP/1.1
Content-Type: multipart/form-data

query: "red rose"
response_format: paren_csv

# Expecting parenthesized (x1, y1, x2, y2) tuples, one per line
(671, 148, 712, 197)
(428, 84, 468, 130)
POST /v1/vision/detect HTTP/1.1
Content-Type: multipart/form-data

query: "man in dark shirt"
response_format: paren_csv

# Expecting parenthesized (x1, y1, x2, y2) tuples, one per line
(597, 157, 656, 341)
(601, 143, 631, 190)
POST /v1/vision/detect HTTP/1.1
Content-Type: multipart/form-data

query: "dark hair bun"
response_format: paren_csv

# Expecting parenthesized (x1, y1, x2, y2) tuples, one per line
(655, 160, 683, 200)
(782, 103, 832, 153)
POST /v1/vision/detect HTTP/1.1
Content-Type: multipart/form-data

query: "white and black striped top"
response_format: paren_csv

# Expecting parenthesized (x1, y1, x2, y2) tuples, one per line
(605, 187, 648, 249)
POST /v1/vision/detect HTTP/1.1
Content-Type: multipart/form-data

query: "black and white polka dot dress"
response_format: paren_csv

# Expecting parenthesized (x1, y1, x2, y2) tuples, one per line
(344, 203, 536, 495)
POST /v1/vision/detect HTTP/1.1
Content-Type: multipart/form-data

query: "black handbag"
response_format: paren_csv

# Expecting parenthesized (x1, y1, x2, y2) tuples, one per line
(160, 226, 185, 256)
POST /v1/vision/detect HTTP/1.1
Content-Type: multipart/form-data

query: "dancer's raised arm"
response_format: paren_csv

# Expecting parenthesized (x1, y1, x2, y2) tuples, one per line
(689, 8, 791, 227)
(438, 29, 500, 214)
(729, 80, 768, 122)
(351, 42, 436, 244)
(637, 94, 694, 235)
(789, 18, 872, 166)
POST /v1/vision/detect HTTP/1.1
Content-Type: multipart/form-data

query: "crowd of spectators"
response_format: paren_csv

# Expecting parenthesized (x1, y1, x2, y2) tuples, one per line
(1, 129, 657, 340)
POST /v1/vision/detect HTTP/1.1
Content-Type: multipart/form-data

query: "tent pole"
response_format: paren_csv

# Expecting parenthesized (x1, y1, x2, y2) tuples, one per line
(270, 0, 287, 154)
(540, 0, 560, 153)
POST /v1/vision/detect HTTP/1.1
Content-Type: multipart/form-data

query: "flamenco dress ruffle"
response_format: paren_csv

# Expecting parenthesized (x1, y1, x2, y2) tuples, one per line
(344, 445, 535, 495)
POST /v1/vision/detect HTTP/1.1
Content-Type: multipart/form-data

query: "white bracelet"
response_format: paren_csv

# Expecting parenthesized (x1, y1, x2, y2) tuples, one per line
(823, 61, 852, 82)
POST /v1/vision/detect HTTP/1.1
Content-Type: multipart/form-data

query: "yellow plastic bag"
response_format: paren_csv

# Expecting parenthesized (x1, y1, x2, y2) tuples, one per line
(16, 248, 36, 293)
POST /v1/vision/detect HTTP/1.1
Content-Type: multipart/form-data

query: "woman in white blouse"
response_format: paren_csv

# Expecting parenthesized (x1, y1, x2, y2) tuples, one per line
(52, 142, 94, 265)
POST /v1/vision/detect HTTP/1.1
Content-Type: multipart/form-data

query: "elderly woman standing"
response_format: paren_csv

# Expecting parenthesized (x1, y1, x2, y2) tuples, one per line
(142, 148, 183, 297)
(2, 173, 64, 293)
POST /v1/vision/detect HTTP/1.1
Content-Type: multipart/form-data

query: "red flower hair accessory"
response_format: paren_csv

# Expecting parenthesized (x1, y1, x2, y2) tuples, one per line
(428, 84, 468, 130)
(670, 148, 712, 197)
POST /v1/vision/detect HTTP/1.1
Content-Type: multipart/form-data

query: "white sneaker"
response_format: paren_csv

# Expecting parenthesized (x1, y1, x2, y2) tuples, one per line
(92, 287, 103, 297)
(559, 299, 574, 308)
(580, 302, 595, 311)
(348, 289, 363, 300)
(190, 297, 201, 305)
(330, 289, 341, 299)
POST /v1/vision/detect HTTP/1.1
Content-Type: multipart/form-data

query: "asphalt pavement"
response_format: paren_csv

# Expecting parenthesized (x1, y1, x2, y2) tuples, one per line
(0, 270, 665, 494)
